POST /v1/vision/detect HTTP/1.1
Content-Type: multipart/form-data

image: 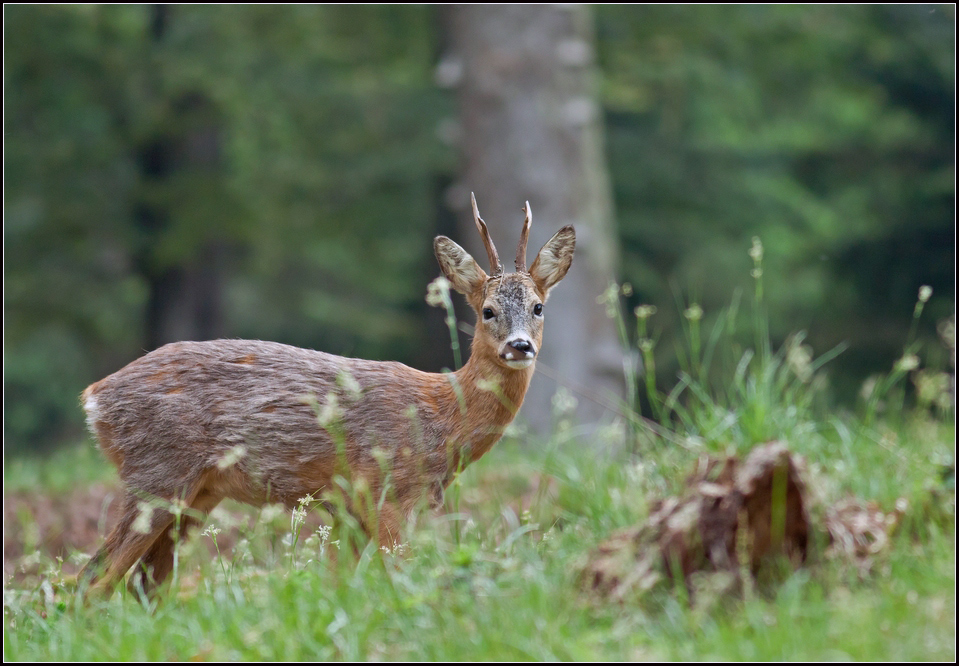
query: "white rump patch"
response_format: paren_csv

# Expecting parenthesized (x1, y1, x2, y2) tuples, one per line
(83, 395, 100, 433)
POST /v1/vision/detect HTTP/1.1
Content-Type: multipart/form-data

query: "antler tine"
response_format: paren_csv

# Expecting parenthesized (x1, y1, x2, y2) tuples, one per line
(515, 201, 532, 273)
(471, 192, 503, 276)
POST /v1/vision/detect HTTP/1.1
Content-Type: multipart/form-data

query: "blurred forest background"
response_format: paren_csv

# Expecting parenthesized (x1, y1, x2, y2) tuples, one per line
(5, 4, 955, 455)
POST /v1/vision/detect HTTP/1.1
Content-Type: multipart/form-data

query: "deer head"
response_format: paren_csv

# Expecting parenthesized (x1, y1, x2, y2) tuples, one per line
(434, 193, 576, 370)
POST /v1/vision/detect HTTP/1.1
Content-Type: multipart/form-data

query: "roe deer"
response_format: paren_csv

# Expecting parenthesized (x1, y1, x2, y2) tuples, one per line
(78, 194, 575, 597)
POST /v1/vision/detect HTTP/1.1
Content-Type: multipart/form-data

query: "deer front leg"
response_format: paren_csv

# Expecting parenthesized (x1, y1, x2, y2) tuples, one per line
(374, 502, 404, 553)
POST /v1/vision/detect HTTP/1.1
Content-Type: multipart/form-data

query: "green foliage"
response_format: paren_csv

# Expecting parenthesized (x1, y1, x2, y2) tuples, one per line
(3, 439, 117, 494)
(4, 5, 453, 451)
(602, 233, 952, 489)
(597, 4, 954, 400)
(4, 5, 953, 455)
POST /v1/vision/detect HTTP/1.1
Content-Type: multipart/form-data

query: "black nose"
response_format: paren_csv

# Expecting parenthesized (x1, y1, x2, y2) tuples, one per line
(509, 340, 532, 354)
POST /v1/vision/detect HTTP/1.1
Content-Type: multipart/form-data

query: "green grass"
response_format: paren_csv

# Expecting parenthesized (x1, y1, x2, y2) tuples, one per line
(3, 411, 954, 661)
(4, 441, 117, 494)
(4, 246, 955, 660)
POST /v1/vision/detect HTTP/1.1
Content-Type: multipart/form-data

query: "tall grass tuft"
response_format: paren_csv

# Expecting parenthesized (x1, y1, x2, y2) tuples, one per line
(603, 236, 849, 455)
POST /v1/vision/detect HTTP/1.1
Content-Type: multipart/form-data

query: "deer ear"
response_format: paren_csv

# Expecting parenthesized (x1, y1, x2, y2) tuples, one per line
(529, 226, 575, 298)
(434, 236, 487, 296)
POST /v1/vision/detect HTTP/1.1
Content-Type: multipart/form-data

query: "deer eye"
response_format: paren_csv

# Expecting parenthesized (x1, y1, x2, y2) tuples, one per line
(483, 308, 495, 320)
(533, 303, 543, 316)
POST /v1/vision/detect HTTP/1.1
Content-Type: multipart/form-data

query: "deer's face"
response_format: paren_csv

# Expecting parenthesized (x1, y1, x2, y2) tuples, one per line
(434, 195, 575, 372)
(479, 274, 544, 369)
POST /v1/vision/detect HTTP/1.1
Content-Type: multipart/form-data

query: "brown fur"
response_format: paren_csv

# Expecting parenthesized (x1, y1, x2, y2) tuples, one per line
(78, 199, 575, 598)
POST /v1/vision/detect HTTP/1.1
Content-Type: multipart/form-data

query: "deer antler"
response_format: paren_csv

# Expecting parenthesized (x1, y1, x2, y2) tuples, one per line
(471, 192, 503, 276)
(515, 201, 532, 273)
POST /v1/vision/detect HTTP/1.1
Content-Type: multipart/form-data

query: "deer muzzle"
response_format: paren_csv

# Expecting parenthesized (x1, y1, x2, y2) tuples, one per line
(500, 338, 536, 369)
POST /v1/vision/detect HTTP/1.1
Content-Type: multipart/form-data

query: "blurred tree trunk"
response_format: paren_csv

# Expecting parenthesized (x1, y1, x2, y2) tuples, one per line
(442, 5, 623, 430)
(135, 5, 225, 350)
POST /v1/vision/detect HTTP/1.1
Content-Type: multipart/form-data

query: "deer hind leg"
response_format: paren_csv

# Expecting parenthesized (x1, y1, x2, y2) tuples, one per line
(78, 490, 176, 599)
(79, 472, 215, 599)
(127, 489, 223, 600)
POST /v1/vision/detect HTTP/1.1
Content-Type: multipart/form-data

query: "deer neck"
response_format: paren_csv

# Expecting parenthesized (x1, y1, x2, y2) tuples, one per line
(448, 340, 534, 465)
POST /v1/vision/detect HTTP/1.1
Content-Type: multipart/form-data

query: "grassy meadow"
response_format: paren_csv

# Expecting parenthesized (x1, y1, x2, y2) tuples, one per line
(4, 259, 955, 661)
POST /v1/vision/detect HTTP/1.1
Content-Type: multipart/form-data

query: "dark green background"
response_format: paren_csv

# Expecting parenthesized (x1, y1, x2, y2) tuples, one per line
(5, 5, 954, 452)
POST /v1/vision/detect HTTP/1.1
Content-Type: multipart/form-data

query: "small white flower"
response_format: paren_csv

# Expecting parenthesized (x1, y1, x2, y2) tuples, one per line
(895, 354, 920, 373)
(132, 502, 154, 535)
(260, 503, 286, 524)
(596, 282, 622, 319)
(787, 340, 814, 383)
(69, 552, 92, 567)
(426, 276, 452, 308)
(370, 447, 390, 468)
(291, 505, 307, 529)
(634, 304, 657, 320)
(169, 497, 187, 521)
(476, 379, 502, 393)
(317, 393, 342, 427)
(551, 387, 578, 416)
(336, 369, 363, 402)
(217, 444, 247, 470)
(918, 285, 933, 303)
(684, 304, 703, 322)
